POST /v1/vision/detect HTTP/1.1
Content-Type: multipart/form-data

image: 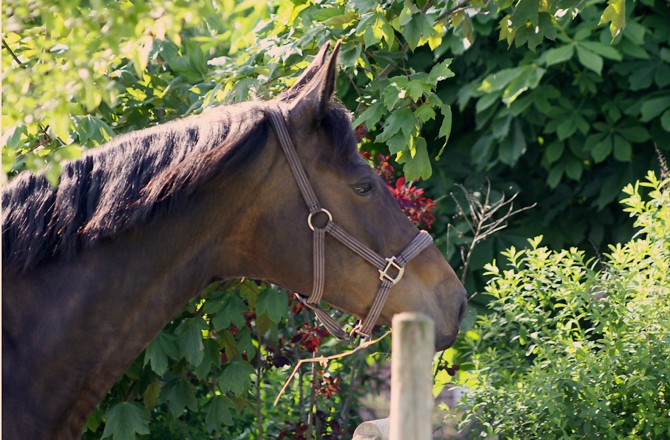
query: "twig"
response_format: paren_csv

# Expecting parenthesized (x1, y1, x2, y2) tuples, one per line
(2, 38, 54, 144)
(256, 329, 263, 440)
(452, 181, 536, 284)
(655, 144, 669, 183)
(435, 0, 473, 23)
(3, 38, 26, 68)
(273, 331, 391, 406)
(306, 355, 318, 439)
(339, 347, 366, 430)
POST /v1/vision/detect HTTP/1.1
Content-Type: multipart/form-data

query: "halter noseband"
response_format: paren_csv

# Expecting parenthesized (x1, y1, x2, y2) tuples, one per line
(266, 105, 433, 340)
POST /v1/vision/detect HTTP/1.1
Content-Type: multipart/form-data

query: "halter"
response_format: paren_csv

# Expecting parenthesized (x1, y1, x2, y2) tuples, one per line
(266, 105, 433, 340)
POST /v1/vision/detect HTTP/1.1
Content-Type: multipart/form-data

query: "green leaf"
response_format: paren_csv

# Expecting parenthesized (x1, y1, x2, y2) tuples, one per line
(476, 93, 501, 114)
(576, 45, 603, 75)
(470, 135, 495, 167)
(640, 96, 670, 122)
(415, 104, 436, 123)
(617, 126, 650, 143)
(613, 135, 632, 161)
(131, 39, 151, 78)
(545, 141, 564, 164)
(499, 120, 526, 166)
(205, 395, 235, 431)
(592, 135, 612, 163)
(175, 317, 207, 367)
(378, 108, 416, 141)
(143, 380, 161, 410)
(402, 13, 435, 50)
(564, 156, 583, 181)
(580, 41, 622, 61)
(429, 59, 454, 83)
(438, 105, 452, 142)
(44, 164, 62, 187)
(387, 134, 407, 154)
(75, 116, 115, 145)
(661, 110, 670, 132)
(479, 66, 527, 93)
(364, 14, 390, 47)
(353, 103, 386, 129)
(219, 358, 255, 395)
(557, 115, 577, 141)
(399, 4, 414, 26)
(255, 289, 288, 324)
(159, 379, 198, 417)
(144, 331, 178, 375)
(6, 125, 26, 149)
(402, 136, 431, 180)
(599, 0, 626, 40)
(510, 0, 540, 28)
(502, 66, 545, 105)
(322, 10, 358, 29)
(543, 44, 574, 66)
(211, 294, 247, 330)
(49, 110, 72, 141)
(101, 402, 150, 440)
(382, 78, 407, 110)
(546, 164, 564, 188)
(406, 80, 430, 101)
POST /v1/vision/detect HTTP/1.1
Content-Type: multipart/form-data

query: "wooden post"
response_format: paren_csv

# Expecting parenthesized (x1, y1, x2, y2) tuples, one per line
(389, 312, 435, 440)
(352, 418, 390, 440)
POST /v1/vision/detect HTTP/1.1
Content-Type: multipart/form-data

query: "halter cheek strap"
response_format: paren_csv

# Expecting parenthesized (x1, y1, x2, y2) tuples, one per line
(266, 105, 433, 340)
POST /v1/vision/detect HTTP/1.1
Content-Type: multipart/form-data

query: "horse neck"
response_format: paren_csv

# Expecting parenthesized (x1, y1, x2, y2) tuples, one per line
(2, 164, 269, 438)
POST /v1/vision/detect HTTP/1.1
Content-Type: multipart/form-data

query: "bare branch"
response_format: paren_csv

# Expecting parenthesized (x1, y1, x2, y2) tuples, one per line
(450, 183, 536, 284)
(273, 331, 391, 406)
(435, 0, 473, 23)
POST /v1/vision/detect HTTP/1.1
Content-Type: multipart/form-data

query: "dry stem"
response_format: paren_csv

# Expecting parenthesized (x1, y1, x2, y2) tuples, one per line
(273, 331, 391, 406)
(451, 180, 536, 287)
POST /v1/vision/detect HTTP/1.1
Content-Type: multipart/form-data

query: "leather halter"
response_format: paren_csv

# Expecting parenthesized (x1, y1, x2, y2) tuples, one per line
(266, 105, 433, 340)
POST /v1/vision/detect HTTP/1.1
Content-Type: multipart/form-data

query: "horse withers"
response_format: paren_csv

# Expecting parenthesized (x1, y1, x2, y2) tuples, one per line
(2, 41, 466, 439)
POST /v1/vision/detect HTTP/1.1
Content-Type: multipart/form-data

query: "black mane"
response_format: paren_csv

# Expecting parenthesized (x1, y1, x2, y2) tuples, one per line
(2, 102, 269, 272)
(2, 102, 358, 273)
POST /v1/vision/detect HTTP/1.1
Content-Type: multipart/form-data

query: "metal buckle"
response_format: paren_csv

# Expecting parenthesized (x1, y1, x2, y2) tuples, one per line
(307, 208, 333, 231)
(378, 256, 404, 285)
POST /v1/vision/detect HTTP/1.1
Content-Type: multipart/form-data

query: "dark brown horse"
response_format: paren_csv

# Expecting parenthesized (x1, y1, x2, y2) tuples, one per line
(2, 42, 466, 439)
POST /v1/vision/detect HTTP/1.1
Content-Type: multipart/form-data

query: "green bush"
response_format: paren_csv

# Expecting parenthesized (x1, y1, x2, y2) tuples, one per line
(458, 171, 670, 438)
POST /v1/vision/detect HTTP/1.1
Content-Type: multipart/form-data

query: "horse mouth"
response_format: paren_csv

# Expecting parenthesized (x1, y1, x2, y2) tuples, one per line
(435, 331, 459, 351)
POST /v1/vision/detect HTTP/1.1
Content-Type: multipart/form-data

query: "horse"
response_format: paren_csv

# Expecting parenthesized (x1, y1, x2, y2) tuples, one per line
(2, 41, 467, 439)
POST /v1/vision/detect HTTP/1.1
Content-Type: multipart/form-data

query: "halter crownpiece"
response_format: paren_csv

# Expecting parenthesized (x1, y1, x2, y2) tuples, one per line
(266, 104, 434, 340)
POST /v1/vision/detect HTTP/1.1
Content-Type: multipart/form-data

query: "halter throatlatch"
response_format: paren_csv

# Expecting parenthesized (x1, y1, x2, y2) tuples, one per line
(266, 105, 434, 340)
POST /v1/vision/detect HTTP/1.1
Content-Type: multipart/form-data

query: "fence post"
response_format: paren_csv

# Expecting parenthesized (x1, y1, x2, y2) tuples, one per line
(389, 312, 435, 440)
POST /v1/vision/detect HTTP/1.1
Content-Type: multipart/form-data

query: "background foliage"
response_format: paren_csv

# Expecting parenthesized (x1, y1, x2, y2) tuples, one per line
(4, 0, 668, 438)
(457, 172, 669, 438)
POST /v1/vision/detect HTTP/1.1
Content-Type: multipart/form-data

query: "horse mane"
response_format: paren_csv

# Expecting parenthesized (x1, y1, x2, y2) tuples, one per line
(2, 101, 358, 273)
(2, 102, 270, 272)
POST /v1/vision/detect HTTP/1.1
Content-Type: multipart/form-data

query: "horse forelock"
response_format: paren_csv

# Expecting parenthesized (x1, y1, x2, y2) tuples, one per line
(320, 102, 359, 163)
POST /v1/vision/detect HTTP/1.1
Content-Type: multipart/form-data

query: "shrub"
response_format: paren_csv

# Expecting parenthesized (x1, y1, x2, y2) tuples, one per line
(459, 171, 670, 438)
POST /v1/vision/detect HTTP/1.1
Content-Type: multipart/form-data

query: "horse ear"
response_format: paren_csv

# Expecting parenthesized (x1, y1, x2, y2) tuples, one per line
(278, 41, 332, 103)
(287, 40, 341, 121)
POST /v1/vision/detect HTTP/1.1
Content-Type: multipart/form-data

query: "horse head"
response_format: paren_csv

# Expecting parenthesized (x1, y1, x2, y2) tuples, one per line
(247, 42, 467, 349)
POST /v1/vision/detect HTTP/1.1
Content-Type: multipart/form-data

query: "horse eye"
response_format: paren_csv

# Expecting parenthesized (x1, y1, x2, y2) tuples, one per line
(352, 182, 374, 195)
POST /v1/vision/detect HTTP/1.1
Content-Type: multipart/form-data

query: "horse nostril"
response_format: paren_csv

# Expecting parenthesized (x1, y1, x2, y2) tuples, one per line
(457, 296, 468, 324)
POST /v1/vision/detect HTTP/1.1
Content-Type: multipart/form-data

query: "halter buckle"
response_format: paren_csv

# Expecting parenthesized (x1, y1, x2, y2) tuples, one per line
(379, 256, 404, 285)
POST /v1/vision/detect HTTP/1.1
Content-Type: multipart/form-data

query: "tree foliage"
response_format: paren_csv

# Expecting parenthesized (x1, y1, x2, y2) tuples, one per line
(458, 172, 670, 438)
(4, 0, 668, 437)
